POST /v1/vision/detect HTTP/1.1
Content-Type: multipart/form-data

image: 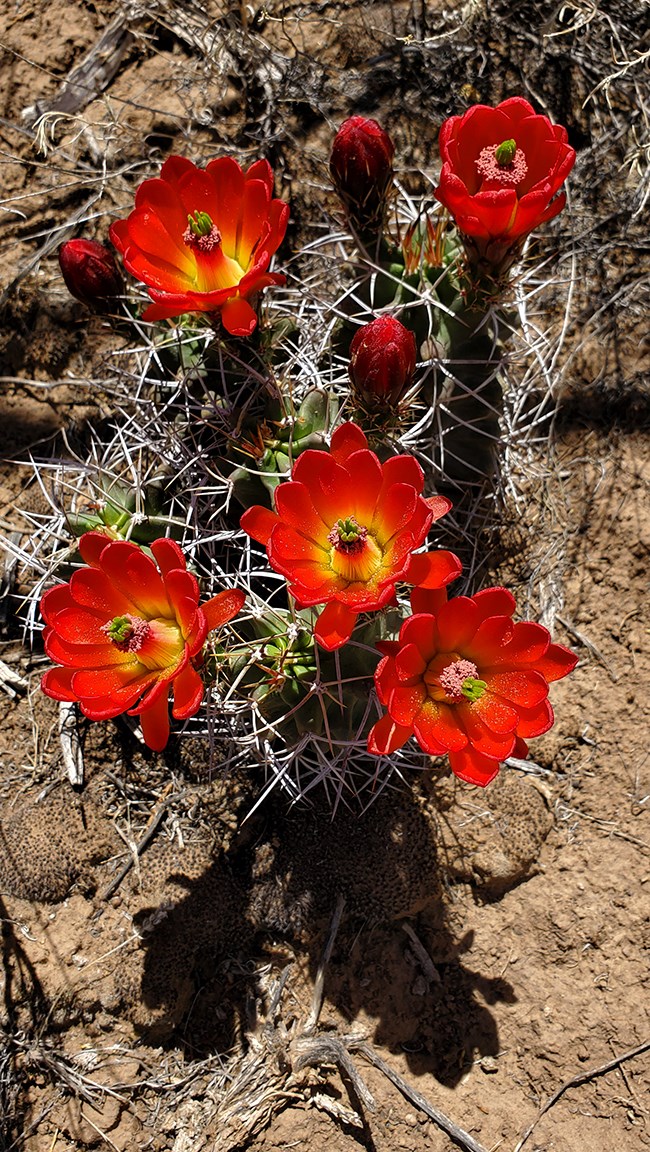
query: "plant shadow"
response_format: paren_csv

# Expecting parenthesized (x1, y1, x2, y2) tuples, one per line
(135, 781, 515, 1086)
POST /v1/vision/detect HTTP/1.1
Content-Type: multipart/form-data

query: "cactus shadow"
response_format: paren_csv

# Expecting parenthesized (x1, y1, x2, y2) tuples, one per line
(135, 782, 513, 1086)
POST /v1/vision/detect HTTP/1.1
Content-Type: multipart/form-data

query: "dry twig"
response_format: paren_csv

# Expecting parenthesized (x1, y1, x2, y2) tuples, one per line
(514, 1039, 650, 1152)
(354, 1041, 489, 1152)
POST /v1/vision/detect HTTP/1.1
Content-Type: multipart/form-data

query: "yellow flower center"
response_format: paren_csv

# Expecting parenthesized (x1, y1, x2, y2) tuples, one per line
(327, 516, 383, 583)
(103, 613, 184, 670)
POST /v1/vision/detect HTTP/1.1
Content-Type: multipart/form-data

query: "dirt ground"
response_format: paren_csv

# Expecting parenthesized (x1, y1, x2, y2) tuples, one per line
(0, 1, 648, 1151)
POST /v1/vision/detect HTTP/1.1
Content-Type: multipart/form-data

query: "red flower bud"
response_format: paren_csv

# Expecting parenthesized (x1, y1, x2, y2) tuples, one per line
(330, 116, 395, 236)
(349, 315, 417, 407)
(58, 239, 123, 309)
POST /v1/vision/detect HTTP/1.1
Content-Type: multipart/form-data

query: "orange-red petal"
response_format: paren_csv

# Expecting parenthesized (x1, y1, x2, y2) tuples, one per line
(221, 295, 258, 336)
(313, 600, 358, 650)
(405, 549, 462, 589)
(367, 713, 413, 756)
(434, 595, 480, 651)
(413, 699, 467, 753)
(202, 588, 246, 631)
(78, 531, 112, 568)
(172, 662, 205, 719)
(448, 747, 501, 787)
(534, 642, 579, 682)
(98, 541, 172, 618)
(386, 683, 428, 725)
(512, 697, 555, 738)
(274, 481, 330, 543)
(68, 568, 139, 617)
(329, 422, 368, 463)
(482, 669, 549, 707)
(240, 505, 279, 546)
(139, 690, 171, 751)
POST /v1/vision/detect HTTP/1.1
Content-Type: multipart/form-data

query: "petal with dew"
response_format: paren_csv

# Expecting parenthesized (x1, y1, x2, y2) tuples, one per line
(472, 586, 516, 621)
(202, 588, 246, 632)
(413, 699, 467, 753)
(274, 480, 331, 544)
(44, 630, 130, 670)
(45, 604, 106, 647)
(329, 422, 368, 463)
(98, 541, 172, 618)
(410, 586, 448, 616)
(69, 567, 140, 618)
(534, 642, 578, 683)
(434, 595, 480, 652)
(513, 697, 555, 739)
(482, 669, 549, 707)
(459, 706, 516, 760)
(40, 583, 75, 624)
(150, 537, 188, 578)
(471, 690, 520, 734)
(394, 641, 427, 681)
(386, 683, 428, 726)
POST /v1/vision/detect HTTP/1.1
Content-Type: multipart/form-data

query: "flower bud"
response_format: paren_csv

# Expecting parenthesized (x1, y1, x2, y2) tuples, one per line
(329, 116, 395, 237)
(58, 239, 123, 309)
(349, 315, 417, 407)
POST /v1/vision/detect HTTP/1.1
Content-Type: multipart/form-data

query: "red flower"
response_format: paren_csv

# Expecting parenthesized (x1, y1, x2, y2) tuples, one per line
(240, 422, 461, 651)
(349, 315, 417, 407)
(435, 97, 575, 259)
(330, 116, 395, 235)
(109, 156, 289, 336)
(58, 239, 123, 308)
(368, 587, 578, 786)
(40, 532, 245, 751)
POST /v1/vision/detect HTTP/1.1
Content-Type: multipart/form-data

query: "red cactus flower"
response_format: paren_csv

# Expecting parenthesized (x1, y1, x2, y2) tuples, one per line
(240, 422, 461, 651)
(40, 532, 245, 751)
(109, 155, 289, 336)
(349, 315, 417, 407)
(368, 587, 578, 786)
(330, 116, 395, 235)
(58, 239, 123, 308)
(435, 97, 575, 266)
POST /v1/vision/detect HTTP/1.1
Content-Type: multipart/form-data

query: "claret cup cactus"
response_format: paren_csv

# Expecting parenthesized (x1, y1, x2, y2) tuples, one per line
(39, 102, 577, 808)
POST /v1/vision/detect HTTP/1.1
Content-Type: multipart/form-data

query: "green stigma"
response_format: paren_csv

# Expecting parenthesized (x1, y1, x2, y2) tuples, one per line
(187, 210, 214, 238)
(335, 516, 364, 543)
(495, 138, 517, 167)
(105, 615, 134, 645)
(461, 676, 488, 702)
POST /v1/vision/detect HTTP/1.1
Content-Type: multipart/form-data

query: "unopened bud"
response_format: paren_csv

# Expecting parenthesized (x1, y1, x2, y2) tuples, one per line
(58, 239, 123, 309)
(349, 315, 417, 407)
(329, 116, 395, 237)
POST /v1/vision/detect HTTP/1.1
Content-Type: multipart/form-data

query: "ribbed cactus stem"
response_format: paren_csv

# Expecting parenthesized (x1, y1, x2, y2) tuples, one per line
(429, 274, 517, 491)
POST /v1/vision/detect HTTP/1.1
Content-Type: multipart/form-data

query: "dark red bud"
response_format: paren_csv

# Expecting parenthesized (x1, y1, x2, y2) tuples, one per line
(330, 116, 395, 235)
(349, 315, 417, 407)
(58, 239, 123, 309)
